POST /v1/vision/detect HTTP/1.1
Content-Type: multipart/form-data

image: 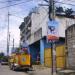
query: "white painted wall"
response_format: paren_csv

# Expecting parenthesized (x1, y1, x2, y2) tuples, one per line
(31, 7, 48, 36)
(28, 7, 48, 44)
(56, 17, 75, 37)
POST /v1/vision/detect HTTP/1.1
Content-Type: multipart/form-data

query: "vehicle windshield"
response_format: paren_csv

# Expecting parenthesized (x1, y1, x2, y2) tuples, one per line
(1, 58, 8, 62)
(20, 48, 30, 54)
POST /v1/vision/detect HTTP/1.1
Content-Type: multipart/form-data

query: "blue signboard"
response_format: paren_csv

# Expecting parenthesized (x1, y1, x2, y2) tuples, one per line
(47, 20, 59, 41)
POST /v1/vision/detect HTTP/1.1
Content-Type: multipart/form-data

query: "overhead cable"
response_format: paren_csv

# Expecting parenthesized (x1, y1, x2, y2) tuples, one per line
(55, 1, 75, 7)
(0, 0, 25, 4)
(0, 0, 33, 10)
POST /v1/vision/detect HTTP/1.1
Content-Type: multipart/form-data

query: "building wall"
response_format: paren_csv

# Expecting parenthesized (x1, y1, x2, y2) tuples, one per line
(19, 22, 25, 44)
(56, 16, 75, 37)
(19, 15, 31, 46)
(66, 25, 75, 69)
(28, 7, 48, 45)
(28, 7, 75, 45)
(19, 6, 75, 66)
(40, 39, 45, 64)
(31, 7, 48, 36)
(26, 7, 75, 65)
(29, 41, 40, 63)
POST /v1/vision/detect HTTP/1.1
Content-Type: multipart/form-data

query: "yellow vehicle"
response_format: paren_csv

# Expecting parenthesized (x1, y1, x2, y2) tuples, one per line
(9, 48, 32, 71)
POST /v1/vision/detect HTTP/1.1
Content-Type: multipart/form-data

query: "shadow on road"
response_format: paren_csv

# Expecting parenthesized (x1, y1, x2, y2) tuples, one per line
(15, 68, 36, 75)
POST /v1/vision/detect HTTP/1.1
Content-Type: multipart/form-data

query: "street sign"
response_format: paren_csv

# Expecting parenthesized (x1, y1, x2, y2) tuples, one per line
(47, 20, 59, 41)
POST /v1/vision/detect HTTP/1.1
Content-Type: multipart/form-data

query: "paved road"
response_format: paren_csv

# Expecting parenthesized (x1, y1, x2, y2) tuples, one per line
(0, 64, 51, 75)
(0, 64, 36, 75)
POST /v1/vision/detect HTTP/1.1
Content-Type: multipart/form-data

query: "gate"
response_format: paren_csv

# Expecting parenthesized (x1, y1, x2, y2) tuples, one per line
(44, 45, 66, 68)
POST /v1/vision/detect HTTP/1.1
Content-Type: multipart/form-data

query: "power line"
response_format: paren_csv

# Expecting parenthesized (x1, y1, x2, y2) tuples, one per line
(10, 14, 24, 19)
(8, 10, 29, 19)
(1, 0, 75, 10)
(0, 0, 33, 10)
(55, 1, 75, 7)
(0, 0, 75, 10)
(42, 0, 75, 7)
(43, 0, 75, 7)
(44, 0, 75, 3)
(0, 0, 12, 3)
(63, 0, 75, 3)
(9, 4, 48, 17)
(0, 0, 23, 4)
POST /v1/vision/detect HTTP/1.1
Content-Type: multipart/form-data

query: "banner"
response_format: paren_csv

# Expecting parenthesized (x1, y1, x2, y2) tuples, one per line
(47, 20, 59, 41)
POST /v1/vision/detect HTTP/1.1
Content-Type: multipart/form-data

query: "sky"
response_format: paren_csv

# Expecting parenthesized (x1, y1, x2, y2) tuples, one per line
(0, 0, 38, 54)
(0, 0, 75, 54)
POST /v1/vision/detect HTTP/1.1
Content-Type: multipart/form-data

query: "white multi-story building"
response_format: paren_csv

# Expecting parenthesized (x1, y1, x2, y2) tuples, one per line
(19, 6, 75, 66)
(19, 14, 32, 47)
(28, 6, 75, 65)
(27, 7, 75, 45)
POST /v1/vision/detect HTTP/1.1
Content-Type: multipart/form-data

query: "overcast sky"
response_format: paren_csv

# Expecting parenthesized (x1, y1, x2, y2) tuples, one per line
(0, 0, 75, 54)
(0, 0, 38, 54)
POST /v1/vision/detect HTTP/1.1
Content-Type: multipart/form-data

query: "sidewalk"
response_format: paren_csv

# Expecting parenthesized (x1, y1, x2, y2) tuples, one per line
(32, 65, 56, 75)
(30, 65, 75, 75)
(33, 65, 48, 71)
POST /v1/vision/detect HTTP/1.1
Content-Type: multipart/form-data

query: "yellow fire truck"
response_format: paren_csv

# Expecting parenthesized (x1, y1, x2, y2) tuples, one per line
(9, 48, 32, 71)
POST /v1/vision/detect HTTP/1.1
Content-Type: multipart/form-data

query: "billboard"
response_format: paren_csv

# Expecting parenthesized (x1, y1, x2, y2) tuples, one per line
(47, 20, 59, 41)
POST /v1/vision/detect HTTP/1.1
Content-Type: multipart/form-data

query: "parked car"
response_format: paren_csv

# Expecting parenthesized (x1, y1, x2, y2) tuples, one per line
(1, 57, 8, 65)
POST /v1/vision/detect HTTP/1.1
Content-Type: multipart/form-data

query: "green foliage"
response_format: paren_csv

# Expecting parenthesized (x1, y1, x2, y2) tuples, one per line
(56, 7, 64, 13)
(0, 52, 4, 56)
(56, 7, 74, 17)
(1, 56, 8, 62)
(0, 52, 8, 62)
(0, 52, 5, 60)
(65, 8, 73, 16)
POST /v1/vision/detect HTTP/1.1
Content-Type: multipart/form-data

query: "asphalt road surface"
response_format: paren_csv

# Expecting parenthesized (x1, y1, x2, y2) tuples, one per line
(0, 64, 36, 75)
(0, 64, 51, 75)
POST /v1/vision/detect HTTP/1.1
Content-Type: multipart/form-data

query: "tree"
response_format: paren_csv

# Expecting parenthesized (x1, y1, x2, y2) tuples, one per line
(0, 52, 4, 57)
(65, 8, 73, 16)
(56, 7, 64, 13)
(0, 52, 5, 60)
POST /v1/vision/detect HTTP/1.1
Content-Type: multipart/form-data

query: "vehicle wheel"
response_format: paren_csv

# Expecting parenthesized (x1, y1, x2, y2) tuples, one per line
(9, 63, 13, 70)
(25, 68, 29, 71)
(12, 65, 17, 71)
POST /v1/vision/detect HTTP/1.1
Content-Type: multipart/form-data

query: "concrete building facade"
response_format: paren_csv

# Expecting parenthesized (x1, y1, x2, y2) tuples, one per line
(27, 7, 75, 65)
(19, 6, 75, 67)
(19, 13, 32, 47)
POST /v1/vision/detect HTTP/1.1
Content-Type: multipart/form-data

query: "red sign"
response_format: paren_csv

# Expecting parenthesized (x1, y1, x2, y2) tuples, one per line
(22, 48, 28, 51)
(47, 35, 59, 41)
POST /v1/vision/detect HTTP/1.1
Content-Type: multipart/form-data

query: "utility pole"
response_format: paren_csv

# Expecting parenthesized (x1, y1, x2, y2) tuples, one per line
(13, 38, 14, 50)
(39, 0, 57, 75)
(7, 12, 10, 56)
(48, 0, 57, 75)
(7, 0, 10, 56)
(49, 0, 55, 20)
